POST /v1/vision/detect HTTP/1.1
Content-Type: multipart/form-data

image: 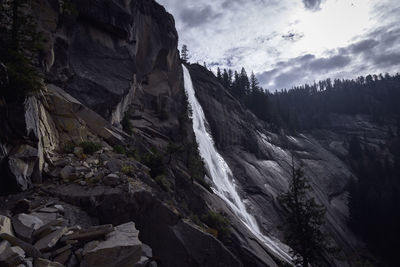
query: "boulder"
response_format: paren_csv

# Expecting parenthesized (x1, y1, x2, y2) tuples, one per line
(59, 166, 75, 180)
(0, 215, 14, 237)
(81, 222, 142, 267)
(54, 158, 71, 168)
(30, 212, 57, 225)
(103, 173, 120, 186)
(0, 240, 25, 267)
(104, 158, 123, 173)
(34, 227, 68, 252)
(12, 214, 44, 242)
(53, 205, 65, 214)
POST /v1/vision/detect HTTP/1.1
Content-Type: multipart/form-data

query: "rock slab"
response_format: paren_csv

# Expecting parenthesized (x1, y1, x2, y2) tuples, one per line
(81, 222, 142, 267)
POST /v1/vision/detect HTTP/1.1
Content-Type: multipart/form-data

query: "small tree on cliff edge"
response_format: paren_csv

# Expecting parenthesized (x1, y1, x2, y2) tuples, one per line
(181, 44, 189, 62)
(279, 159, 329, 266)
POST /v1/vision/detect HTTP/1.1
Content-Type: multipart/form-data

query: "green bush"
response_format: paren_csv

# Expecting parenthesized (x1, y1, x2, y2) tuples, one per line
(1, 50, 42, 102)
(113, 145, 126, 154)
(190, 215, 202, 226)
(79, 142, 102, 155)
(154, 175, 172, 192)
(186, 143, 211, 191)
(201, 211, 230, 240)
(126, 149, 139, 160)
(0, 1, 44, 102)
(63, 141, 75, 153)
(121, 165, 134, 176)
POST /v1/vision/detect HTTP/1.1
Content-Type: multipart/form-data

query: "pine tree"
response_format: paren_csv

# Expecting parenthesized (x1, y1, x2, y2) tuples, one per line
(216, 67, 222, 81)
(222, 68, 230, 88)
(181, 44, 189, 62)
(280, 160, 329, 267)
(0, 0, 43, 102)
(250, 71, 259, 92)
(240, 67, 250, 95)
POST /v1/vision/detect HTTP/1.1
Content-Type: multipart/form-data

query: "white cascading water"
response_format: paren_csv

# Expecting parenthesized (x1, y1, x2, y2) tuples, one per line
(182, 65, 293, 265)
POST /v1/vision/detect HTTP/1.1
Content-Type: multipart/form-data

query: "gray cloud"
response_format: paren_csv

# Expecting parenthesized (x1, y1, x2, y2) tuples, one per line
(257, 53, 352, 90)
(302, 0, 324, 11)
(308, 55, 351, 71)
(273, 70, 305, 89)
(372, 53, 400, 67)
(180, 5, 221, 28)
(349, 39, 379, 54)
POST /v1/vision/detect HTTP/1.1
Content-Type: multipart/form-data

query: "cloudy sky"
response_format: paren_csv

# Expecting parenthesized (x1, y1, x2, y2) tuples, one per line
(158, 0, 400, 91)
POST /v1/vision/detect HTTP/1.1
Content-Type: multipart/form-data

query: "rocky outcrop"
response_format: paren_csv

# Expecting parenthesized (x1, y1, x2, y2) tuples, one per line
(39, 0, 181, 122)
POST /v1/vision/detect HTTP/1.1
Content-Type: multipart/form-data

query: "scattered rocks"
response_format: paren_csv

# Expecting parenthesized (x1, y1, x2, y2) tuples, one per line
(0, 210, 143, 267)
(86, 158, 99, 166)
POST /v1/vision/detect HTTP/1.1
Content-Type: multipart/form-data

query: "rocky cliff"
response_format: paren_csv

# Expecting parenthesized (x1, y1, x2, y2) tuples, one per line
(0, 0, 376, 266)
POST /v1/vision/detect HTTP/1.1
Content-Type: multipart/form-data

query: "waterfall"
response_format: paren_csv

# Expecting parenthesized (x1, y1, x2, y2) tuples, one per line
(182, 65, 293, 265)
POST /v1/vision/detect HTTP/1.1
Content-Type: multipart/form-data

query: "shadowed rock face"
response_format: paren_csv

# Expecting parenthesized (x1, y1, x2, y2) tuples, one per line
(46, 0, 180, 120)
(186, 64, 363, 266)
